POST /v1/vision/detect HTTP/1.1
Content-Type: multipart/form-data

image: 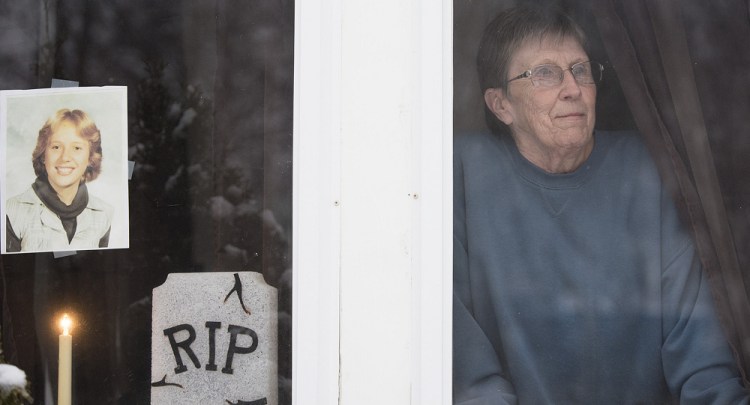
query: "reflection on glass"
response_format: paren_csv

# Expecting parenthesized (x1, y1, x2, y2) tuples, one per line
(0, 1, 294, 403)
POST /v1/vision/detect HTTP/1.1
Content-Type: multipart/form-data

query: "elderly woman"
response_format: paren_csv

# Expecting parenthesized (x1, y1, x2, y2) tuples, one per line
(453, 6, 749, 404)
(6, 108, 113, 252)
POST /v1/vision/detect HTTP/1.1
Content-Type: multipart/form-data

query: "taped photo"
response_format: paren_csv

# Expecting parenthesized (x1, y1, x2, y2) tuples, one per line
(1, 86, 129, 254)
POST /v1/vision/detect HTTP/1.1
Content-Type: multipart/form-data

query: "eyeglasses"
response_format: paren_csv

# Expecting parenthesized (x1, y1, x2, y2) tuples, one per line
(506, 61, 604, 87)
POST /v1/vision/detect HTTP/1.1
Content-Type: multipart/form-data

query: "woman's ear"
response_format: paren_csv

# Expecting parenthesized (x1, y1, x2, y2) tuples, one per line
(484, 88, 514, 126)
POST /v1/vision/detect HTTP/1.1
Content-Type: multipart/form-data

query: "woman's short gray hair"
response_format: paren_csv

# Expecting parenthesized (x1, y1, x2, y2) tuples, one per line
(477, 5, 587, 132)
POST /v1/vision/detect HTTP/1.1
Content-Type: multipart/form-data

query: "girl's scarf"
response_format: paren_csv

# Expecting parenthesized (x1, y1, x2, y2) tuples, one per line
(32, 177, 88, 243)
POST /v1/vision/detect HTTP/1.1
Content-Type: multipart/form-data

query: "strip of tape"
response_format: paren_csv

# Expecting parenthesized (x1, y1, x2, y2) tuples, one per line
(51, 79, 79, 88)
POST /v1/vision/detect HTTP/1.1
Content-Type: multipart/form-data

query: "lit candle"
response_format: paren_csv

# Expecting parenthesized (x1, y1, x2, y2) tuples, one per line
(58, 314, 72, 405)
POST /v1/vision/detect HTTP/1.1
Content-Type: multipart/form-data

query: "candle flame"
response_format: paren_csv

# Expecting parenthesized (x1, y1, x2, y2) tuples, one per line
(60, 314, 72, 336)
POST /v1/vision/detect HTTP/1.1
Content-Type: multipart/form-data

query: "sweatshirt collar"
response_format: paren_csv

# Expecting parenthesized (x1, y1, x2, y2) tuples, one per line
(502, 131, 605, 190)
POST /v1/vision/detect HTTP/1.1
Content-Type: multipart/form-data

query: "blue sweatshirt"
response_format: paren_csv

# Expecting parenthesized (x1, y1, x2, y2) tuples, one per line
(453, 131, 749, 404)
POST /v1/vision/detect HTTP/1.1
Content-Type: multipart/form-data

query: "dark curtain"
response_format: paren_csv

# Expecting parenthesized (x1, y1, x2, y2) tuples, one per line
(592, 0, 750, 381)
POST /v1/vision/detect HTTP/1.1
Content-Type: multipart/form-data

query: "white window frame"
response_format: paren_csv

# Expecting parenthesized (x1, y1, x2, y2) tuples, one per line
(293, 0, 452, 403)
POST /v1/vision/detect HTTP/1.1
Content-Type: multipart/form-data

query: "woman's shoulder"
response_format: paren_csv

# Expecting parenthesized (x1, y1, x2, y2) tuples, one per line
(595, 130, 655, 166)
(6, 188, 42, 218)
(594, 130, 664, 192)
(6, 188, 43, 238)
(454, 131, 502, 151)
(7, 187, 41, 206)
(454, 132, 510, 166)
(82, 195, 114, 234)
(596, 129, 649, 153)
(86, 194, 114, 216)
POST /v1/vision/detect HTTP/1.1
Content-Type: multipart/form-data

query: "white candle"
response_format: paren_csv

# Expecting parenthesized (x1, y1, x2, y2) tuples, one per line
(58, 314, 72, 405)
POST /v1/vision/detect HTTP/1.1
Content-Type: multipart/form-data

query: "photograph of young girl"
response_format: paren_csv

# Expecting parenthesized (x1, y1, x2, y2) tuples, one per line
(1, 86, 129, 254)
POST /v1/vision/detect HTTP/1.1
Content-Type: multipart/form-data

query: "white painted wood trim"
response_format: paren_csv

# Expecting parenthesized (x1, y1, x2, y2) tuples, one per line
(293, 0, 452, 403)
(410, 1, 453, 404)
(292, 0, 342, 403)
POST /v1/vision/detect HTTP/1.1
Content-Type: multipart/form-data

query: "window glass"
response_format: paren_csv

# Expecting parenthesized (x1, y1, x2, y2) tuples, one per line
(453, 1, 750, 404)
(0, 1, 293, 403)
